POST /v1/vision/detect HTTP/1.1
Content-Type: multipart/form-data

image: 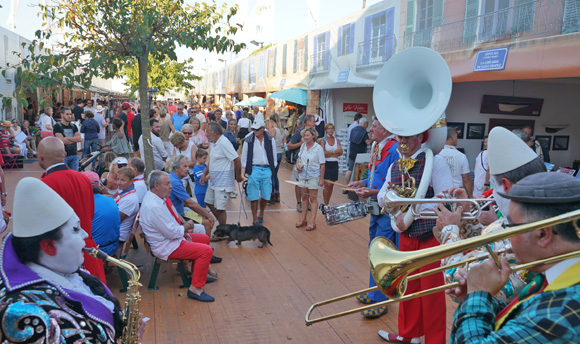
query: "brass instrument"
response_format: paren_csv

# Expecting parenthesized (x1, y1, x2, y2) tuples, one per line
(305, 209, 580, 326)
(382, 189, 493, 220)
(84, 248, 142, 344)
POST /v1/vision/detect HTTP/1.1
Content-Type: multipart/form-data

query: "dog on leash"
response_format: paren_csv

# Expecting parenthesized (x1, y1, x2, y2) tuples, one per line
(214, 224, 273, 248)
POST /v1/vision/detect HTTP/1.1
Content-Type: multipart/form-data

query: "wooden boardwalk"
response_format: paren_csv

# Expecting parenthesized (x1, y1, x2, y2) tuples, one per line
(2, 160, 457, 344)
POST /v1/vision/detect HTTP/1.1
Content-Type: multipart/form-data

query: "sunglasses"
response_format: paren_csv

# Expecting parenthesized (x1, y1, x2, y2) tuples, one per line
(183, 131, 192, 135)
(117, 163, 127, 168)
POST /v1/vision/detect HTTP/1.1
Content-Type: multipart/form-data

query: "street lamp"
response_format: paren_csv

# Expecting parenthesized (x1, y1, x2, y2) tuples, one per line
(250, 40, 263, 48)
(148, 87, 159, 109)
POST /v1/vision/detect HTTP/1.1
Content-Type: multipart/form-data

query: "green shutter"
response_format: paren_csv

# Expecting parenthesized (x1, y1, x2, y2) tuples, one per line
(432, 0, 444, 27)
(463, 0, 480, 44)
(513, 0, 535, 34)
(406, 0, 416, 33)
(563, 0, 580, 33)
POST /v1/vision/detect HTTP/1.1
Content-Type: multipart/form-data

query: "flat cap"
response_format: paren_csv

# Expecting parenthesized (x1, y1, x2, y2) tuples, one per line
(498, 172, 580, 203)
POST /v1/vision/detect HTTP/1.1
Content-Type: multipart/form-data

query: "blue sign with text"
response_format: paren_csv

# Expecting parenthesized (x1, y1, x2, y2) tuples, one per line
(337, 69, 350, 83)
(474, 47, 509, 72)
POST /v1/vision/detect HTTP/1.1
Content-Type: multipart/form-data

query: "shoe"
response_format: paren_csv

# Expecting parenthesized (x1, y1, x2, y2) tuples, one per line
(208, 271, 219, 279)
(258, 216, 263, 224)
(297, 202, 302, 213)
(356, 293, 374, 305)
(267, 199, 275, 205)
(318, 203, 325, 211)
(187, 290, 215, 302)
(361, 305, 388, 318)
(377, 331, 420, 343)
(305, 223, 316, 231)
(210, 236, 227, 242)
(230, 192, 237, 198)
(206, 276, 217, 284)
(252, 221, 261, 226)
(296, 219, 307, 228)
(275, 193, 281, 203)
(210, 255, 222, 264)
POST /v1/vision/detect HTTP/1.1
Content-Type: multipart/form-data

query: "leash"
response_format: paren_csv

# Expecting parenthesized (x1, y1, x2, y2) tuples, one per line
(237, 182, 248, 225)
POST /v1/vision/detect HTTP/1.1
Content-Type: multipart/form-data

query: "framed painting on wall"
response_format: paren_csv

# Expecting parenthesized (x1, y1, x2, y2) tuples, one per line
(488, 118, 535, 134)
(466, 123, 486, 139)
(447, 122, 465, 139)
(553, 136, 569, 151)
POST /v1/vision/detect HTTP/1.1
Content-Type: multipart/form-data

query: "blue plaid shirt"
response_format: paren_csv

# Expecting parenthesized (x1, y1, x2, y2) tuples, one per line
(450, 285, 580, 343)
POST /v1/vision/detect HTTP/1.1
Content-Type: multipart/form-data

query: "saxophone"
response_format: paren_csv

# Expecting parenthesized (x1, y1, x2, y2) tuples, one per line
(84, 248, 142, 344)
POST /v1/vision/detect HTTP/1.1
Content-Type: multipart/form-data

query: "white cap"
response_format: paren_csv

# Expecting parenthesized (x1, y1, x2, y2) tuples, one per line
(113, 157, 128, 165)
(13, 178, 74, 238)
(95, 105, 104, 113)
(251, 118, 266, 129)
(488, 126, 538, 175)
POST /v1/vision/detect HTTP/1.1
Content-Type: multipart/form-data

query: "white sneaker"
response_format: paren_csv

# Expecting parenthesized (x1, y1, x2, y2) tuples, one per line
(377, 331, 420, 344)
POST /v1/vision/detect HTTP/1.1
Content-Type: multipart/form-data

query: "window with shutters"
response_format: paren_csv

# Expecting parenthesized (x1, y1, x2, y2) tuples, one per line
(338, 23, 355, 56)
(512, 0, 535, 34)
(312, 31, 330, 72)
(242, 61, 248, 83)
(563, 0, 580, 33)
(296, 38, 305, 72)
(258, 55, 265, 80)
(249, 59, 256, 84)
(360, 8, 395, 65)
(480, 0, 511, 40)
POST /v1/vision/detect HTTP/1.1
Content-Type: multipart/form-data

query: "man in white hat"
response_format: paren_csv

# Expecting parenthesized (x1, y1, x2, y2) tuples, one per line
(241, 118, 277, 225)
(38, 137, 106, 283)
(94, 104, 109, 148)
(0, 177, 134, 342)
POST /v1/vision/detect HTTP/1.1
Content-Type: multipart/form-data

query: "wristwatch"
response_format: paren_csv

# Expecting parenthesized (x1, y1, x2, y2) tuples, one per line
(1, 192, 6, 196)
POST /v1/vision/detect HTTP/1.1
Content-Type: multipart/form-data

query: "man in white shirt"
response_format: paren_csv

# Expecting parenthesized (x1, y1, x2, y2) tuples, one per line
(94, 105, 108, 147)
(129, 157, 147, 204)
(140, 171, 217, 302)
(84, 99, 96, 118)
(252, 105, 264, 123)
(241, 119, 277, 225)
(438, 127, 473, 198)
(194, 104, 207, 132)
(138, 118, 168, 171)
(201, 122, 243, 225)
(449, 172, 580, 342)
(473, 136, 490, 197)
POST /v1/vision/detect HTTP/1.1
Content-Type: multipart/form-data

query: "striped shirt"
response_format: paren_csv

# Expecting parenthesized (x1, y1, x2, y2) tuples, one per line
(208, 135, 238, 192)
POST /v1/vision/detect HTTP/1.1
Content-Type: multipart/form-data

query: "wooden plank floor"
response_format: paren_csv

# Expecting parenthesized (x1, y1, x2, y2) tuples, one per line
(2, 160, 457, 344)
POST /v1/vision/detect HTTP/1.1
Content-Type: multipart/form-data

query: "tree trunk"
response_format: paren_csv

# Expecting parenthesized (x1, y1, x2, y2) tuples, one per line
(138, 54, 155, 174)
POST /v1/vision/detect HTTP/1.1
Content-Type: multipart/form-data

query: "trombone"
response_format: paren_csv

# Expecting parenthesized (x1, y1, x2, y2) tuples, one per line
(382, 189, 493, 220)
(305, 208, 580, 326)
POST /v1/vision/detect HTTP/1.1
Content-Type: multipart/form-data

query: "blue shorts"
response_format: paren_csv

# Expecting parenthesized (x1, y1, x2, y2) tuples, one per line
(247, 166, 272, 201)
(195, 193, 207, 207)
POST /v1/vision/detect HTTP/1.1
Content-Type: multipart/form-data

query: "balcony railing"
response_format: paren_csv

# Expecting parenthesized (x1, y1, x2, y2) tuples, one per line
(404, 0, 571, 51)
(357, 34, 397, 67)
(310, 51, 331, 74)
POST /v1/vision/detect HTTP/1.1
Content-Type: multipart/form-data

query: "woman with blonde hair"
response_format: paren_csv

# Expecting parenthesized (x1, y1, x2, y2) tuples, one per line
(188, 117, 209, 150)
(318, 123, 343, 207)
(295, 127, 325, 231)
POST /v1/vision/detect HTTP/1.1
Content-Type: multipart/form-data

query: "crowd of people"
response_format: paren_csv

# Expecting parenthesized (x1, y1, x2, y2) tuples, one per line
(0, 95, 578, 343)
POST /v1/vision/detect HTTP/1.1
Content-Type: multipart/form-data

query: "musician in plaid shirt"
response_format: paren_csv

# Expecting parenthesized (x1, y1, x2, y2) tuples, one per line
(449, 172, 580, 343)
(377, 132, 453, 344)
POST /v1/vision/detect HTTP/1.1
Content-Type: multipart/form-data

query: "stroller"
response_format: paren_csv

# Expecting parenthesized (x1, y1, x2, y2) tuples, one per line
(78, 147, 103, 172)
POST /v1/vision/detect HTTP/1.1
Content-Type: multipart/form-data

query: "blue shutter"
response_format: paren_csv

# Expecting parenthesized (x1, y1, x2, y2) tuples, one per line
(363, 16, 371, 65)
(433, 0, 444, 27)
(313, 35, 318, 72)
(282, 44, 287, 74)
(324, 31, 330, 70)
(385, 8, 395, 60)
(563, 0, 580, 33)
(304, 35, 308, 71)
(337, 25, 343, 56)
(293, 39, 298, 73)
(406, 0, 416, 33)
(273, 47, 277, 76)
(349, 23, 355, 53)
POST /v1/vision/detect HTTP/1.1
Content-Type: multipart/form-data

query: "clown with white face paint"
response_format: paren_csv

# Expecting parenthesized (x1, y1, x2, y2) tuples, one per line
(0, 178, 143, 343)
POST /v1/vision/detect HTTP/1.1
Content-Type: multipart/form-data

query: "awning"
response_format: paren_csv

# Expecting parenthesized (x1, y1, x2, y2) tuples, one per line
(268, 88, 307, 106)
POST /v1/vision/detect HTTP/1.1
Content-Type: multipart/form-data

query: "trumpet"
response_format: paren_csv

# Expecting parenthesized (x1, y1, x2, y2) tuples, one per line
(305, 208, 580, 326)
(382, 189, 494, 220)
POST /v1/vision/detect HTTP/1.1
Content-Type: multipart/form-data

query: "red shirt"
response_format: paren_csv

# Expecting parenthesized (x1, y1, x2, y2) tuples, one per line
(42, 167, 106, 284)
(168, 105, 177, 115)
(126, 111, 135, 138)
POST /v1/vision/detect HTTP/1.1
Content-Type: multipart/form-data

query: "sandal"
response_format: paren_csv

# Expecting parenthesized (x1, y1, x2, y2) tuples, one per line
(296, 219, 307, 228)
(306, 223, 317, 231)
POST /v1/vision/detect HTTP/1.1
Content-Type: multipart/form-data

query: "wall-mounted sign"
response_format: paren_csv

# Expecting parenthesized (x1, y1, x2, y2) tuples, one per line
(343, 103, 368, 114)
(337, 69, 350, 83)
(474, 47, 509, 72)
(280, 78, 286, 87)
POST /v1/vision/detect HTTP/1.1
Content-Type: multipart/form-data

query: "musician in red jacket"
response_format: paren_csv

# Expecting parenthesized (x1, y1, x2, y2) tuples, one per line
(37, 137, 106, 284)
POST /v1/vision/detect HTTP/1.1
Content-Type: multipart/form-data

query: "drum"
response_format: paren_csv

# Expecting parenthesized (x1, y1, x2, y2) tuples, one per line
(324, 202, 368, 226)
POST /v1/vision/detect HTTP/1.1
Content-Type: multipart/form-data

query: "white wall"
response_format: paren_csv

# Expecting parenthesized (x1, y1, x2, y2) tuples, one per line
(447, 79, 580, 171)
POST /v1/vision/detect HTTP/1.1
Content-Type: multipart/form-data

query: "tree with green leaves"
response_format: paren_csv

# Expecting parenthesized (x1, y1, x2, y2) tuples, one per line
(122, 56, 199, 96)
(1, 0, 244, 172)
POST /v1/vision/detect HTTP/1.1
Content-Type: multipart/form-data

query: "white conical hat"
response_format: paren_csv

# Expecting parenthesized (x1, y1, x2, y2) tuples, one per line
(13, 177, 74, 238)
(488, 126, 538, 175)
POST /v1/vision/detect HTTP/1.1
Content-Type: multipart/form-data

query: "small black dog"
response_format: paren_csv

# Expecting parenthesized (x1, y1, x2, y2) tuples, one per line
(214, 224, 273, 248)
